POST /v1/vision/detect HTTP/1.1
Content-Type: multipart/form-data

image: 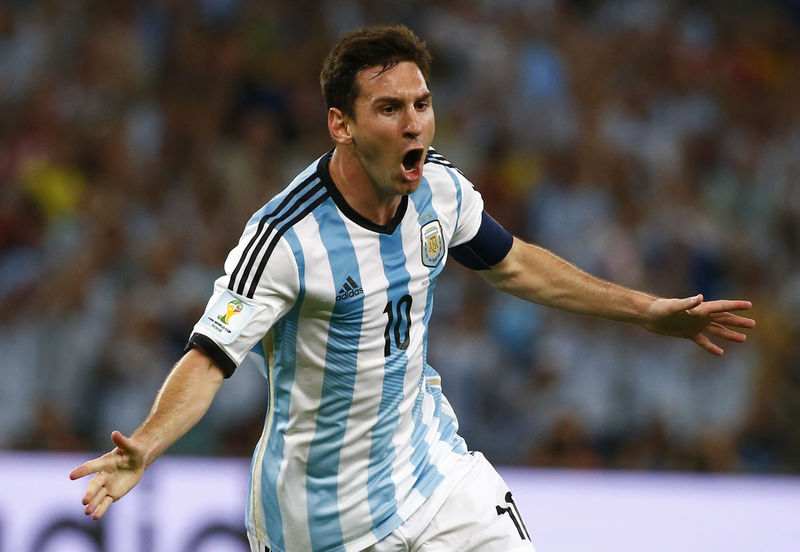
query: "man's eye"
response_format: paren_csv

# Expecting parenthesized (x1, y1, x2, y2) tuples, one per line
(415, 102, 429, 110)
(382, 105, 397, 114)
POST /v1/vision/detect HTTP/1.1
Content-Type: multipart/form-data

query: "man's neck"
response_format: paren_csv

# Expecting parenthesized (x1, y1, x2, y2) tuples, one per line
(328, 148, 402, 227)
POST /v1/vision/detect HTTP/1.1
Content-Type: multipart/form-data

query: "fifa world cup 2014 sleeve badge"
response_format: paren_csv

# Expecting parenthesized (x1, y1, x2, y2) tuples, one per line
(219, 299, 244, 324)
(200, 291, 257, 343)
(420, 220, 444, 267)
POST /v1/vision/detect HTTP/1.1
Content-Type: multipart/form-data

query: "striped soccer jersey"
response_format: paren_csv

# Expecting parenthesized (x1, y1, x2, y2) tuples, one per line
(189, 148, 485, 552)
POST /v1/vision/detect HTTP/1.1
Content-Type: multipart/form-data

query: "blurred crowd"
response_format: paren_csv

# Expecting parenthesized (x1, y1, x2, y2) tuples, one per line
(1, 0, 799, 474)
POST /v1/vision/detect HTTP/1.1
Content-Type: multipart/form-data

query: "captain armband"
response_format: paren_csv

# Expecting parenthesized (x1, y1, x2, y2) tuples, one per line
(449, 211, 513, 270)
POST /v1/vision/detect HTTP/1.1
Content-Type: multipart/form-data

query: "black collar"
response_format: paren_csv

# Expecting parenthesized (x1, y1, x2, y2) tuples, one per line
(317, 151, 408, 235)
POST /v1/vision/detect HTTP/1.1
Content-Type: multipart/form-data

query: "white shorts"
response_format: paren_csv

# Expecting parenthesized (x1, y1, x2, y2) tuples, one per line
(368, 451, 536, 552)
(248, 451, 536, 552)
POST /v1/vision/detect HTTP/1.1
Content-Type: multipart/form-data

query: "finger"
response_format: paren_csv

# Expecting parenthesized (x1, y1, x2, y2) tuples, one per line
(693, 333, 724, 356)
(70, 466, 87, 480)
(86, 486, 108, 516)
(82, 473, 105, 505)
(70, 455, 119, 480)
(84, 473, 106, 504)
(705, 322, 748, 343)
(696, 300, 753, 314)
(710, 312, 756, 328)
(70, 461, 99, 480)
(92, 495, 114, 520)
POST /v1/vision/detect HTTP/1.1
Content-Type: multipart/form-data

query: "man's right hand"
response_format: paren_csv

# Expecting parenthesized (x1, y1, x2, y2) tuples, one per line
(69, 430, 146, 519)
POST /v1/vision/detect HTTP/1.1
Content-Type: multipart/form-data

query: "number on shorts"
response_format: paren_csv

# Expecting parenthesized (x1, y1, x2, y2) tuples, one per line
(496, 491, 531, 541)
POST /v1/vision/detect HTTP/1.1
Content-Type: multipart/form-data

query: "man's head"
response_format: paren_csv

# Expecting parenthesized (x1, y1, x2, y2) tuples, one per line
(322, 25, 435, 211)
(320, 25, 432, 119)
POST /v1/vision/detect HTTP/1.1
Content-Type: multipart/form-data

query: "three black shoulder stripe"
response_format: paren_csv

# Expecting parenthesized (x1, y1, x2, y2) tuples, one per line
(246, 190, 330, 298)
(228, 173, 321, 291)
(230, 176, 328, 297)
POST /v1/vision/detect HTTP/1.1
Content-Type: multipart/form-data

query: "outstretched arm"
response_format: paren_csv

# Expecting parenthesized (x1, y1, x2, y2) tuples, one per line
(69, 347, 224, 519)
(480, 237, 754, 355)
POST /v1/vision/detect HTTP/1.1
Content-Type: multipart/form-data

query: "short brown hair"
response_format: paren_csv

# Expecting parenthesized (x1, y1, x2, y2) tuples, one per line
(320, 25, 432, 118)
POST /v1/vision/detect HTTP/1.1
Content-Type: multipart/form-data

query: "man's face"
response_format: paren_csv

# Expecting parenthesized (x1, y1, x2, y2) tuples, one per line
(347, 61, 435, 199)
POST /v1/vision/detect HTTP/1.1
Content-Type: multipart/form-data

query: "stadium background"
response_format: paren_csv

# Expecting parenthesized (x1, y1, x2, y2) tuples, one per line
(2, 0, 800, 494)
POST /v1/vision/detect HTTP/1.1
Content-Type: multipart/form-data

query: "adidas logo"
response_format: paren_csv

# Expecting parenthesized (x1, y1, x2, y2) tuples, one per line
(335, 276, 364, 301)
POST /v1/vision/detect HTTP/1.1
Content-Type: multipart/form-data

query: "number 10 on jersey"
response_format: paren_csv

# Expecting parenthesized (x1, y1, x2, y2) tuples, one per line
(383, 295, 412, 356)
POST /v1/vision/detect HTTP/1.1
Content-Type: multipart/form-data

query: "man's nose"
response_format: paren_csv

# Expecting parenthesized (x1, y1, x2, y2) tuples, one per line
(403, 108, 422, 138)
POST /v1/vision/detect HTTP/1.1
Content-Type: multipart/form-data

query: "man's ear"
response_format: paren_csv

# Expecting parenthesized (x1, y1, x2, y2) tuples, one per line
(328, 107, 353, 145)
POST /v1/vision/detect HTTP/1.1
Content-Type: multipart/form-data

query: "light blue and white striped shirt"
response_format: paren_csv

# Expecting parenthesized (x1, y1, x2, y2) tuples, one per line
(189, 148, 484, 552)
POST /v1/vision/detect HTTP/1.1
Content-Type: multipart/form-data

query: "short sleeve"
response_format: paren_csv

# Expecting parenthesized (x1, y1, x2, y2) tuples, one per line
(187, 226, 300, 377)
(449, 172, 485, 248)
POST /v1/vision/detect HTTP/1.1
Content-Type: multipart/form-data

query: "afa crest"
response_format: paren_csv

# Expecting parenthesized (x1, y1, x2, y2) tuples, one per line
(420, 220, 444, 267)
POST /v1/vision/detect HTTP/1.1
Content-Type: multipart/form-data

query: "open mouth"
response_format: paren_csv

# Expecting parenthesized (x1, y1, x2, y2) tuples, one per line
(401, 148, 424, 175)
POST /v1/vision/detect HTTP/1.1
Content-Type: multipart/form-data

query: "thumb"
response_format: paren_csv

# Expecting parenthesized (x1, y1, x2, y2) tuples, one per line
(679, 294, 703, 312)
(110, 430, 135, 452)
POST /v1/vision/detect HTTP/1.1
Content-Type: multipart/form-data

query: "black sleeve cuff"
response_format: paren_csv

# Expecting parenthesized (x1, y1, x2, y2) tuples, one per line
(185, 333, 237, 378)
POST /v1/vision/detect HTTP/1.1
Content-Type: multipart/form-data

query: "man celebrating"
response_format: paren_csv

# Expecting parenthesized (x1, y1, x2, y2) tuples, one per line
(71, 25, 754, 552)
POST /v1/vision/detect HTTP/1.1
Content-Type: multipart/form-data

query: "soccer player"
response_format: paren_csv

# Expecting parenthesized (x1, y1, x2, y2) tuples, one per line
(70, 25, 755, 552)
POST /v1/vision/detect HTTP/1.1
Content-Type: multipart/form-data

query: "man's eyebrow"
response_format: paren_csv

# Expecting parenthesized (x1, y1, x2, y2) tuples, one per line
(372, 91, 433, 104)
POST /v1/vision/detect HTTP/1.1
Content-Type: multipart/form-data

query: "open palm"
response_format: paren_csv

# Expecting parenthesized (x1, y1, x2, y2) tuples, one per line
(69, 430, 146, 519)
(643, 294, 755, 355)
